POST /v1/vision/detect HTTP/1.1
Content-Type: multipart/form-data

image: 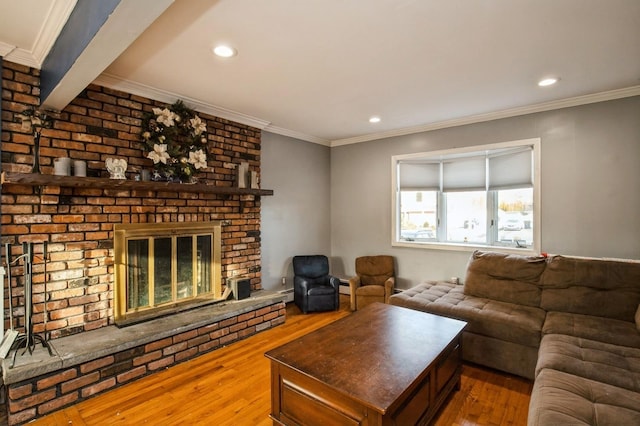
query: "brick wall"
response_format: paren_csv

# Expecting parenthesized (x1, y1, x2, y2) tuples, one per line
(1, 60, 264, 339)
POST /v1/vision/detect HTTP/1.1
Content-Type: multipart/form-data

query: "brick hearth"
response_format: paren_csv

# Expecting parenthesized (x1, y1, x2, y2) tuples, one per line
(2, 293, 285, 425)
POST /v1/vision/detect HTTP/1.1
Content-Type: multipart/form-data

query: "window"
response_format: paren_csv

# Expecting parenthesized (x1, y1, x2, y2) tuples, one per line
(392, 139, 540, 253)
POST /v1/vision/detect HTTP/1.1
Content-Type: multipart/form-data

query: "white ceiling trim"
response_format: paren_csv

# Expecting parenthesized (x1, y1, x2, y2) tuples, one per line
(0, 41, 17, 58)
(331, 86, 640, 147)
(0, 0, 76, 69)
(1, 45, 39, 68)
(95, 71, 330, 143)
(94, 73, 273, 131)
(94, 75, 640, 148)
(263, 125, 330, 146)
(31, 0, 77, 67)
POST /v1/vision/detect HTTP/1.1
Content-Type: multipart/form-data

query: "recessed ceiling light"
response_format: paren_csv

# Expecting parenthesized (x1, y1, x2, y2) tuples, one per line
(213, 45, 237, 58)
(369, 116, 381, 123)
(538, 77, 559, 87)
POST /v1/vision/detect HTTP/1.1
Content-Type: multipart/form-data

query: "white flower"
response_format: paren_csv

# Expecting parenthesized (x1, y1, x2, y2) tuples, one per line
(147, 144, 171, 164)
(189, 116, 207, 136)
(188, 149, 207, 169)
(152, 107, 178, 127)
(142, 131, 151, 140)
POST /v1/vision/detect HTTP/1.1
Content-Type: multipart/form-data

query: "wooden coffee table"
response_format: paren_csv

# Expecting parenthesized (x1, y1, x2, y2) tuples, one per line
(265, 302, 467, 426)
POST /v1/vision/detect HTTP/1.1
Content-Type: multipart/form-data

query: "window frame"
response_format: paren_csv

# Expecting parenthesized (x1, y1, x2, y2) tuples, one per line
(391, 138, 541, 254)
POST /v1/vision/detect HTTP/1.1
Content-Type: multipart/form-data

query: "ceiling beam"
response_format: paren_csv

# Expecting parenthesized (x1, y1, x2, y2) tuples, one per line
(41, 0, 174, 112)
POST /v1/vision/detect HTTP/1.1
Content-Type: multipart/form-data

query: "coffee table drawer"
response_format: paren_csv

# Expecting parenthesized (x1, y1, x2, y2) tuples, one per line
(392, 374, 431, 425)
(271, 364, 368, 426)
(436, 342, 461, 393)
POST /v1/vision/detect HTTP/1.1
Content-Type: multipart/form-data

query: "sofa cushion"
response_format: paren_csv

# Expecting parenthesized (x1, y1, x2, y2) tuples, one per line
(543, 311, 640, 349)
(390, 280, 458, 305)
(355, 284, 385, 297)
(307, 285, 337, 296)
(390, 280, 545, 347)
(463, 332, 539, 380)
(528, 368, 640, 426)
(463, 250, 546, 307)
(536, 334, 640, 392)
(541, 255, 640, 322)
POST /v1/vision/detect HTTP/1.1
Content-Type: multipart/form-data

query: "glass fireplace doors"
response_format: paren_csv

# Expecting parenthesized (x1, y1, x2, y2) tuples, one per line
(114, 222, 221, 325)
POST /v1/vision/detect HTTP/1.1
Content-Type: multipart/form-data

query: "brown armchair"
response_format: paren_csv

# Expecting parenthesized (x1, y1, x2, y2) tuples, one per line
(349, 255, 395, 311)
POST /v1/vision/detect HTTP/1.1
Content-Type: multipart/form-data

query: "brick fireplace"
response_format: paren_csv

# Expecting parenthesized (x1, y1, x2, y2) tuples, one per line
(0, 60, 285, 424)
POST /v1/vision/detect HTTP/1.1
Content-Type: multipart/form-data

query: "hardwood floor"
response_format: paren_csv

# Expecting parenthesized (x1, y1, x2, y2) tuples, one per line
(26, 296, 533, 425)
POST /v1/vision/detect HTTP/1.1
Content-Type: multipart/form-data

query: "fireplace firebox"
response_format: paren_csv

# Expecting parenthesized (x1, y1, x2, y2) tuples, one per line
(114, 222, 222, 325)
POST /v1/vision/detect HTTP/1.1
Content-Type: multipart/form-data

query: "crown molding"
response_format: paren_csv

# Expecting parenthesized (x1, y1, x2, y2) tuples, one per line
(0, 0, 76, 69)
(263, 125, 330, 145)
(1, 47, 39, 68)
(31, 0, 77, 66)
(92, 75, 640, 148)
(330, 86, 640, 147)
(96, 73, 328, 143)
(94, 73, 272, 130)
(0, 41, 16, 57)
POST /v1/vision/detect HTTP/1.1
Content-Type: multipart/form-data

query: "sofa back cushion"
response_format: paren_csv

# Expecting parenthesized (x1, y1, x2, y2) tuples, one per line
(541, 255, 640, 322)
(464, 250, 546, 307)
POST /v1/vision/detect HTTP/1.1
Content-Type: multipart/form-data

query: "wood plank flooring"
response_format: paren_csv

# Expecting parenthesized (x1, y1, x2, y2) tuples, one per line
(25, 296, 533, 425)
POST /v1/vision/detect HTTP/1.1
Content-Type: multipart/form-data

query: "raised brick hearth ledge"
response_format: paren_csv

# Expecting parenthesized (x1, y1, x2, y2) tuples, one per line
(1, 291, 286, 425)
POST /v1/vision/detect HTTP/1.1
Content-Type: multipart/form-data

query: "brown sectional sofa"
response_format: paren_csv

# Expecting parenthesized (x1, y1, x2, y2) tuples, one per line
(389, 250, 640, 425)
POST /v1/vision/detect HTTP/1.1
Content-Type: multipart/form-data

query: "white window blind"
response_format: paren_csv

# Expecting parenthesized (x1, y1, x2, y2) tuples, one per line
(398, 162, 440, 190)
(398, 144, 534, 192)
(442, 156, 486, 192)
(488, 147, 533, 190)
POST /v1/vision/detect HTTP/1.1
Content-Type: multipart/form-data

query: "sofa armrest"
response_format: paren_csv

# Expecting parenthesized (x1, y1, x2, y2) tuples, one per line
(329, 275, 341, 290)
(384, 277, 395, 303)
(294, 276, 311, 295)
(349, 276, 361, 311)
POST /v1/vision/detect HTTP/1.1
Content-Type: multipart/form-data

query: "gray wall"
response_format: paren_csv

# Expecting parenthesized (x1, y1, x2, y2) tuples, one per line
(260, 97, 640, 292)
(261, 132, 332, 291)
(331, 96, 640, 289)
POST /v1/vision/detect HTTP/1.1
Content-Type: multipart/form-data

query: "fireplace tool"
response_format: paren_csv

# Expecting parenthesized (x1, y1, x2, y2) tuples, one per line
(0, 244, 19, 358)
(4, 242, 53, 367)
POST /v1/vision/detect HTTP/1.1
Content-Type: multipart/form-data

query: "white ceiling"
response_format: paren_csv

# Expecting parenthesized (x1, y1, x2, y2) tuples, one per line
(1, 0, 639, 146)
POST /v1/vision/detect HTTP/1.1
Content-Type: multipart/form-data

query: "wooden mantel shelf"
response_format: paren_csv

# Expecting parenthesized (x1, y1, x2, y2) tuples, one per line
(0, 172, 274, 196)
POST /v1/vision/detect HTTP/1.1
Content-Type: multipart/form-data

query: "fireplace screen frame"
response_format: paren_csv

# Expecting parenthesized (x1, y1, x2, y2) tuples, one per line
(114, 222, 222, 325)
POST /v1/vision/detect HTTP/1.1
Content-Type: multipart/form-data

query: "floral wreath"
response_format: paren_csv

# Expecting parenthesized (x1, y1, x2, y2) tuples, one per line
(140, 100, 208, 181)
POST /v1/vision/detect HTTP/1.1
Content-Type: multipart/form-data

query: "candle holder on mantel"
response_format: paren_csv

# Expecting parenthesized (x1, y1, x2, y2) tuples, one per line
(16, 109, 54, 174)
(236, 162, 249, 188)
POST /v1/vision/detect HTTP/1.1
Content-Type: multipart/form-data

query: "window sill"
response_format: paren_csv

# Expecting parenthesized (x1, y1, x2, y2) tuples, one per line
(392, 240, 539, 255)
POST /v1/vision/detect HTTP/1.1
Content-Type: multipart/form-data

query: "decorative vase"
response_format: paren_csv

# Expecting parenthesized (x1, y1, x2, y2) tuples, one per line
(32, 131, 42, 174)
